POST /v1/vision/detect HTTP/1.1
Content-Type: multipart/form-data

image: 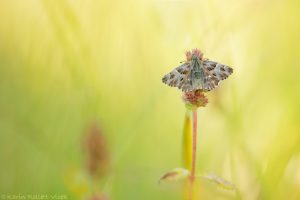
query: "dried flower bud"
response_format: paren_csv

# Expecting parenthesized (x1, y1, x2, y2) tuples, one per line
(183, 89, 208, 109)
(185, 51, 192, 61)
(83, 123, 110, 179)
(192, 48, 204, 60)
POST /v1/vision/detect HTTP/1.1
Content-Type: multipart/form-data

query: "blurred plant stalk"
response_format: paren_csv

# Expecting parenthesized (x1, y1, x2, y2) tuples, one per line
(182, 110, 192, 171)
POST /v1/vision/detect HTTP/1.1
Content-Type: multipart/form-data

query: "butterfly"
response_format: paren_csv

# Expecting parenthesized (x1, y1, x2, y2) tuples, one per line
(162, 50, 233, 92)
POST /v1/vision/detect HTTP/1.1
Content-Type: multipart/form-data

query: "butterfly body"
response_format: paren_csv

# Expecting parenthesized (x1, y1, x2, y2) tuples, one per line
(190, 56, 206, 90)
(162, 50, 233, 92)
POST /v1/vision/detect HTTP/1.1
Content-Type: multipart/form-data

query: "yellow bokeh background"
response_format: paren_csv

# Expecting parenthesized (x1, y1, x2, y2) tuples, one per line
(1, 0, 300, 199)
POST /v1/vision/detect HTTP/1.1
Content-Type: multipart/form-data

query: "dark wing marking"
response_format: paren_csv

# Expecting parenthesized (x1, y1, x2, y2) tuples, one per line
(202, 59, 233, 91)
(162, 63, 192, 91)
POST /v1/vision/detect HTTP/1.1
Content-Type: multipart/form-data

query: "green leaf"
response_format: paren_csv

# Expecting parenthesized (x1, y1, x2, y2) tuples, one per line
(199, 173, 236, 191)
(158, 168, 190, 184)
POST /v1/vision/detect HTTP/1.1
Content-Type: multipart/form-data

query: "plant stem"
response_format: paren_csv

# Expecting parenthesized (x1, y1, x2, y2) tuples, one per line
(183, 110, 192, 170)
(191, 109, 197, 182)
(182, 109, 192, 200)
(186, 109, 198, 200)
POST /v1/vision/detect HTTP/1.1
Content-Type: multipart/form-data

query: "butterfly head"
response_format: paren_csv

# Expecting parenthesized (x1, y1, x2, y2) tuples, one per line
(192, 54, 198, 61)
(191, 54, 201, 66)
(191, 54, 198, 63)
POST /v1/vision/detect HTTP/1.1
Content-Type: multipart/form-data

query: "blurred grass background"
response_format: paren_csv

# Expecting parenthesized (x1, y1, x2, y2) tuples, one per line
(1, 0, 300, 199)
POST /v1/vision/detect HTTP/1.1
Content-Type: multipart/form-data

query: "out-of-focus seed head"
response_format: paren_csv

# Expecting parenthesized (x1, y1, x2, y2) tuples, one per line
(83, 123, 110, 179)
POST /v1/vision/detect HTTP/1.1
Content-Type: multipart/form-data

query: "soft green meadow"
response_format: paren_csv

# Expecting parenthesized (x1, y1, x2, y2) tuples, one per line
(1, 0, 300, 199)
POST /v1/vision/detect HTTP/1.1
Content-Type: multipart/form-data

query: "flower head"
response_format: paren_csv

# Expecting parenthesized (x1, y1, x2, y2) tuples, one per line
(185, 49, 204, 61)
(182, 89, 208, 109)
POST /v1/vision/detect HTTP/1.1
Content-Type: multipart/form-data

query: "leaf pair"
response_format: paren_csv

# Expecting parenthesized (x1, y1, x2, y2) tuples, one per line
(159, 168, 236, 191)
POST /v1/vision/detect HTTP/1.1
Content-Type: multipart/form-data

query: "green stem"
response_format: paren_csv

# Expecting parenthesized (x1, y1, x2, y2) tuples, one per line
(183, 110, 192, 170)
(186, 109, 198, 200)
(191, 109, 197, 182)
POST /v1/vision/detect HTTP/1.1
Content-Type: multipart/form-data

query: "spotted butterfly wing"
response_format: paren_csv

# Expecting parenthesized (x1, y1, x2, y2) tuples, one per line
(162, 63, 193, 91)
(202, 59, 233, 91)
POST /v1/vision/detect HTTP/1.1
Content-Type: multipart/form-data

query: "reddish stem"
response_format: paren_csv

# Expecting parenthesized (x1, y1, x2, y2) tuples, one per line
(191, 109, 197, 183)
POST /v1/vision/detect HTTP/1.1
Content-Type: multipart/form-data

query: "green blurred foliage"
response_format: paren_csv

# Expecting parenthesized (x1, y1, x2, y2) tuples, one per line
(1, 0, 300, 199)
